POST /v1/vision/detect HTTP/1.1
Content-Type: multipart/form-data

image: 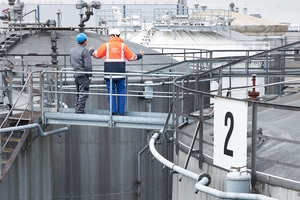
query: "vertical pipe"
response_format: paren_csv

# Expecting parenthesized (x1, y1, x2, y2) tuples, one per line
(34, 10, 37, 34)
(57, 9, 61, 27)
(37, 5, 40, 22)
(123, 4, 126, 19)
(251, 102, 257, 190)
(229, 10, 232, 37)
(137, 144, 149, 200)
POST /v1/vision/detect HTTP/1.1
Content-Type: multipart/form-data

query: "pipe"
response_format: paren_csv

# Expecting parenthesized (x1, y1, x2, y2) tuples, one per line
(137, 144, 149, 198)
(0, 123, 69, 137)
(149, 131, 278, 200)
(195, 181, 277, 200)
(78, 2, 92, 31)
(149, 131, 200, 181)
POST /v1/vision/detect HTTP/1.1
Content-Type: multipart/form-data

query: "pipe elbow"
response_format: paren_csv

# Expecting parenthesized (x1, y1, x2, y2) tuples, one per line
(198, 173, 211, 186)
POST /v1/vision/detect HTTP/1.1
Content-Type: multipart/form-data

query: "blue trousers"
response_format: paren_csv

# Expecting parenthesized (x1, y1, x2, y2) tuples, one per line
(106, 79, 126, 115)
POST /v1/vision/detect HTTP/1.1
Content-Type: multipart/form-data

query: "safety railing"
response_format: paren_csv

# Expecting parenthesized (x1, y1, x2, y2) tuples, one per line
(171, 41, 300, 193)
(40, 70, 182, 117)
(0, 70, 43, 129)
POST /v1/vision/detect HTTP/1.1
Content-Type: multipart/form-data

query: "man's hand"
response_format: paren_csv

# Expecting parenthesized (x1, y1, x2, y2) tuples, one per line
(89, 45, 95, 56)
(140, 49, 144, 56)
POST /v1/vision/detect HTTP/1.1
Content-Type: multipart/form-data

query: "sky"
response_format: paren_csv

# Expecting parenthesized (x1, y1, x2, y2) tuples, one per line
(187, 0, 300, 24)
(2, 0, 300, 24)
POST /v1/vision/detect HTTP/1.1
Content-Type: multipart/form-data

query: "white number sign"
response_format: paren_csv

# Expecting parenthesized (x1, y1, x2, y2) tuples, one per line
(213, 97, 248, 170)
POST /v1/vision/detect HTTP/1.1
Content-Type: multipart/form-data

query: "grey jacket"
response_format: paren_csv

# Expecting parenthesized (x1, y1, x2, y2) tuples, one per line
(70, 44, 93, 77)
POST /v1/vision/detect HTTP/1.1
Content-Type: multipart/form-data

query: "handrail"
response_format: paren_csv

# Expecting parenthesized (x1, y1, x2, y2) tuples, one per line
(171, 41, 300, 193)
(0, 123, 69, 137)
(41, 70, 183, 117)
(1, 71, 43, 150)
(0, 71, 42, 128)
(200, 40, 300, 77)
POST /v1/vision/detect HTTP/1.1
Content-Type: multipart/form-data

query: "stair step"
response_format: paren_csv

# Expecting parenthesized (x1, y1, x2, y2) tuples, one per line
(1, 136, 21, 143)
(9, 116, 31, 120)
(2, 159, 7, 164)
(2, 148, 14, 153)
(9, 111, 41, 121)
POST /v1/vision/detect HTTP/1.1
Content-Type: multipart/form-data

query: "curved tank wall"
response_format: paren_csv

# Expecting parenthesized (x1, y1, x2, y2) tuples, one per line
(0, 30, 174, 200)
(171, 92, 300, 200)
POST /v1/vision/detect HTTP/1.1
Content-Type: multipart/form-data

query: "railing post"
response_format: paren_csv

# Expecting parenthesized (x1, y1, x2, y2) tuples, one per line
(0, 132, 2, 179)
(8, 70, 13, 105)
(21, 56, 24, 85)
(181, 79, 185, 124)
(251, 102, 258, 190)
(195, 75, 199, 111)
(59, 71, 63, 110)
(218, 68, 223, 96)
(19, 18, 22, 42)
(245, 50, 250, 74)
(39, 72, 43, 111)
(54, 69, 58, 112)
(29, 71, 33, 111)
(41, 72, 45, 123)
(265, 53, 269, 94)
(198, 93, 204, 169)
(174, 81, 180, 155)
(209, 51, 213, 70)
(125, 75, 128, 113)
(108, 74, 114, 127)
(64, 55, 67, 83)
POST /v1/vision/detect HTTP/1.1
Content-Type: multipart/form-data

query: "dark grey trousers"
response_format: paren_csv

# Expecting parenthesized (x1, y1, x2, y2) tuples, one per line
(75, 75, 90, 113)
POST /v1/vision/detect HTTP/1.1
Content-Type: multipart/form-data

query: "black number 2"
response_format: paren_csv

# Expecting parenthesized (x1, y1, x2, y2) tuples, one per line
(224, 112, 234, 157)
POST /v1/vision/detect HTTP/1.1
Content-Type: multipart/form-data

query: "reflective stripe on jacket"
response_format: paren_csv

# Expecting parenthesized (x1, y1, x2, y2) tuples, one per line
(92, 37, 139, 79)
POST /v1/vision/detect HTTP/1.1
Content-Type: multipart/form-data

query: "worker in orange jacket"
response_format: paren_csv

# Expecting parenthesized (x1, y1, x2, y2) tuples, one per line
(90, 28, 144, 115)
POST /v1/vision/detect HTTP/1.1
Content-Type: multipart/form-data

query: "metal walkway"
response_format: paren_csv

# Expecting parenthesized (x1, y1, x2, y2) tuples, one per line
(43, 108, 172, 130)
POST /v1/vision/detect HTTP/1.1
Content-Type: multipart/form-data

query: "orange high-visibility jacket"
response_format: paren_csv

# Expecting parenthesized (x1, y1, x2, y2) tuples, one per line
(92, 36, 142, 79)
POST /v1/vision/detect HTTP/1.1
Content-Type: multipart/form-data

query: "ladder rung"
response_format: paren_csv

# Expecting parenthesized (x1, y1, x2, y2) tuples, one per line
(2, 148, 14, 153)
(1, 137, 21, 143)
(9, 116, 31, 121)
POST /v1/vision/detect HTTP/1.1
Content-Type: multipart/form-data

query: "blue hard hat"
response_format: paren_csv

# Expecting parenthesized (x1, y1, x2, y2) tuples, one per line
(76, 33, 87, 43)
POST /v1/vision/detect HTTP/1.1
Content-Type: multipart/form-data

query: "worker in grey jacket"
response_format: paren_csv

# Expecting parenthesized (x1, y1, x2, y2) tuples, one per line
(70, 33, 93, 114)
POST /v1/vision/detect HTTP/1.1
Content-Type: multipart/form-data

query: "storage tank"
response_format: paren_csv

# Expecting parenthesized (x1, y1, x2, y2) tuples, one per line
(0, 30, 174, 200)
